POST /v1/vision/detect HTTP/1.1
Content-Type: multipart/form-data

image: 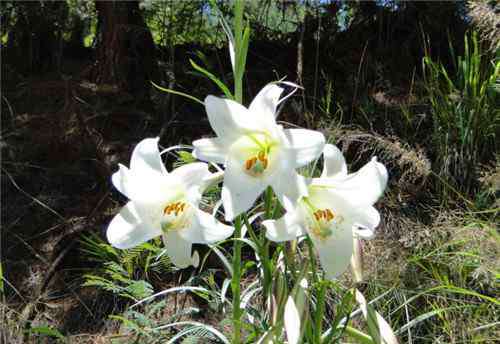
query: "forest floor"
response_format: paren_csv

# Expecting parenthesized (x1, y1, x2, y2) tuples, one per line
(1, 52, 499, 343)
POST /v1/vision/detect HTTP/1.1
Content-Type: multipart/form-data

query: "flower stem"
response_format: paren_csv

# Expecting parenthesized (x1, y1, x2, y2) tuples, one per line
(231, 2, 247, 342)
(261, 187, 273, 306)
(231, 216, 243, 344)
(264, 186, 273, 219)
(314, 282, 327, 343)
(306, 238, 319, 284)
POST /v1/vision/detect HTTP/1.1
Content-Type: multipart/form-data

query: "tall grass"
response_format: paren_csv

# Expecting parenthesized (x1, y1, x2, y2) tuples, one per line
(423, 31, 499, 198)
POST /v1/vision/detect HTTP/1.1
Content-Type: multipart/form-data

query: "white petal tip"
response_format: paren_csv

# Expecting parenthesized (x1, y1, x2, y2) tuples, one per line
(192, 251, 200, 268)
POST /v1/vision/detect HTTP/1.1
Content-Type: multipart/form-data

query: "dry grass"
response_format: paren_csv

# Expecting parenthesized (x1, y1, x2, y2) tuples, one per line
(329, 127, 431, 189)
(468, 1, 500, 52)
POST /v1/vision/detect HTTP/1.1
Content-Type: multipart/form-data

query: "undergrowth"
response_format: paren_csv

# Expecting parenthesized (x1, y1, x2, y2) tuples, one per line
(423, 31, 499, 198)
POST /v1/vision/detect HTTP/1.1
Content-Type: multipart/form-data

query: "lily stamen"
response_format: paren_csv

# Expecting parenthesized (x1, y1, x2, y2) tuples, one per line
(307, 207, 338, 241)
(244, 150, 270, 177)
(164, 201, 188, 216)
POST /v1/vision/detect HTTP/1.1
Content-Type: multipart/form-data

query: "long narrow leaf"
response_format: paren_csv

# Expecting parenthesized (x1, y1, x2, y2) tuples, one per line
(132, 286, 212, 308)
(152, 82, 204, 105)
(154, 321, 230, 344)
(355, 289, 399, 344)
(190, 59, 233, 99)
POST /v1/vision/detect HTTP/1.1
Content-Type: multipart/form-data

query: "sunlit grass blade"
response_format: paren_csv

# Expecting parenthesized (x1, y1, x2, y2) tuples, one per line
(132, 286, 212, 308)
(152, 81, 204, 105)
(355, 289, 399, 344)
(189, 59, 234, 99)
(395, 306, 466, 335)
(153, 321, 230, 344)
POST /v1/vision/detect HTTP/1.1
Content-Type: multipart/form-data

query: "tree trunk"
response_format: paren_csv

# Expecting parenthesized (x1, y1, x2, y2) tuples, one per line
(92, 0, 157, 103)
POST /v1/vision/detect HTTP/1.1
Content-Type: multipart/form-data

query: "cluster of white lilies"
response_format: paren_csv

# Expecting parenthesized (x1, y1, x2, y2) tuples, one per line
(106, 82, 388, 279)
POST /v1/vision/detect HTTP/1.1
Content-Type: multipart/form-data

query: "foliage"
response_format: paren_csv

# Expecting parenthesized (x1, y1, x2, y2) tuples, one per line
(364, 214, 499, 343)
(83, 262, 154, 302)
(423, 31, 499, 198)
(27, 325, 67, 342)
(80, 232, 172, 301)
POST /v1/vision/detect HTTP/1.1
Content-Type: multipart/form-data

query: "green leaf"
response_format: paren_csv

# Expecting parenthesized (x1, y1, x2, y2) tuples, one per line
(152, 81, 204, 105)
(125, 280, 154, 300)
(235, 26, 251, 84)
(174, 150, 197, 168)
(355, 289, 399, 344)
(189, 59, 233, 99)
(28, 326, 66, 341)
(322, 288, 355, 342)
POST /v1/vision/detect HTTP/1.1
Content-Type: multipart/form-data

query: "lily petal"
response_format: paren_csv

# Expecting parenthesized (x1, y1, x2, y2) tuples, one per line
(112, 164, 182, 204)
(351, 206, 380, 239)
(130, 137, 167, 177)
(107, 201, 161, 249)
(314, 158, 388, 207)
(321, 144, 347, 178)
(192, 137, 228, 164)
(311, 221, 354, 279)
(221, 155, 268, 221)
(180, 209, 234, 243)
(263, 211, 305, 242)
(170, 162, 210, 189)
(249, 83, 284, 133)
(111, 164, 134, 199)
(163, 231, 197, 268)
(354, 206, 380, 231)
(205, 96, 262, 142)
(271, 169, 308, 211)
(282, 128, 325, 168)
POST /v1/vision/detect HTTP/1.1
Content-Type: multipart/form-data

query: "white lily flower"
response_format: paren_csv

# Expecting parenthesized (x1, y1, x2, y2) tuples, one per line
(263, 144, 388, 279)
(193, 83, 326, 220)
(107, 138, 234, 268)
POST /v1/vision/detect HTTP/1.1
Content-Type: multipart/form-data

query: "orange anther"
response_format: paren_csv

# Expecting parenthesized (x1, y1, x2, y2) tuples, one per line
(314, 211, 321, 221)
(326, 209, 334, 221)
(245, 158, 255, 170)
(258, 151, 266, 161)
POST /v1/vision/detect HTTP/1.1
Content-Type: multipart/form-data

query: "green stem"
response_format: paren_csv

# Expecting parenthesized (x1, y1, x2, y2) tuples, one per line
(314, 282, 327, 343)
(230, 2, 247, 342)
(306, 238, 319, 284)
(231, 216, 243, 344)
(261, 187, 274, 305)
(264, 187, 273, 220)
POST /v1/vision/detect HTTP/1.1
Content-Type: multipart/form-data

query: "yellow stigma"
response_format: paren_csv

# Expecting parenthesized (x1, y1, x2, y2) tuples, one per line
(161, 201, 190, 233)
(244, 149, 269, 177)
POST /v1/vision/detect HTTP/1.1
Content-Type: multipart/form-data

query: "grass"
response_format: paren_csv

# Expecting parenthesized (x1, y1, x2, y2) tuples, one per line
(422, 31, 499, 198)
(361, 207, 499, 343)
